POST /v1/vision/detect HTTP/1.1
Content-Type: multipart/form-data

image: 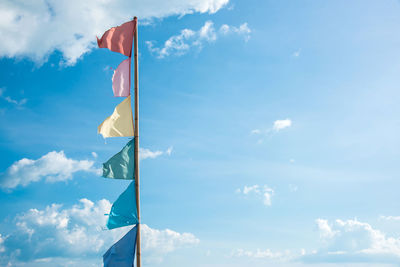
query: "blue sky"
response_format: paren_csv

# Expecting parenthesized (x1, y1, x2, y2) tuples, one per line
(1, 0, 400, 266)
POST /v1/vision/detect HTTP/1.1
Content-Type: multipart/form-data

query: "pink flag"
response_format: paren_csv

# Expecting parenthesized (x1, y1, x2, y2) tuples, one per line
(112, 58, 130, 97)
(97, 19, 136, 57)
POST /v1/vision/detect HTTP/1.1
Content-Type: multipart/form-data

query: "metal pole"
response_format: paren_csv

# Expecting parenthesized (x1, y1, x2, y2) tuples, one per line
(133, 16, 141, 267)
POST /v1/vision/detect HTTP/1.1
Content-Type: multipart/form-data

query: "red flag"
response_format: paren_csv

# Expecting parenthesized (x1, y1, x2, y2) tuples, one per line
(97, 19, 136, 57)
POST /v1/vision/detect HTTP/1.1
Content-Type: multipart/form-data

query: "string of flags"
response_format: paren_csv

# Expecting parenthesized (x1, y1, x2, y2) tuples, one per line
(96, 18, 140, 267)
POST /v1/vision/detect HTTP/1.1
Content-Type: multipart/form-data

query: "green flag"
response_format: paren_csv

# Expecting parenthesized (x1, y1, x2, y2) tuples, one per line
(103, 138, 134, 180)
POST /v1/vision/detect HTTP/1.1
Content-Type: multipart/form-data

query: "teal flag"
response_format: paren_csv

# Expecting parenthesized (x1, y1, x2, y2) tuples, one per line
(103, 138, 134, 180)
(107, 181, 138, 229)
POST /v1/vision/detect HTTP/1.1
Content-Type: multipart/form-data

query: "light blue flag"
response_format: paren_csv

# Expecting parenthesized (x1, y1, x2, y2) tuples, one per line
(103, 138, 134, 180)
(103, 225, 137, 267)
(107, 181, 138, 229)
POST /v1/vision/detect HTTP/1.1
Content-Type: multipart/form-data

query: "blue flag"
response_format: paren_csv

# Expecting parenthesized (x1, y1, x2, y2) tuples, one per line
(103, 225, 137, 267)
(103, 138, 135, 180)
(107, 181, 138, 229)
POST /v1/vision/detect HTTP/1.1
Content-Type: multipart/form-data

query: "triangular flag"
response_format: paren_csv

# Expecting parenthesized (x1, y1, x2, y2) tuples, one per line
(103, 225, 137, 267)
(107, 181, 138, 229)
(103, 138, 134, 180)
(112, 58, 130, 97)
(98, 96, 134, 138)
(97, 19, 136, 57)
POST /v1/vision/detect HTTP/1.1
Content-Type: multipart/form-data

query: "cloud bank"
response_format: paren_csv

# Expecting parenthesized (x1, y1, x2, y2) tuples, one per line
(0, 0, 229, 65)
(0, 198, 199, 266)
(231, 218, 400, 265)
(302, 218, 400, 264)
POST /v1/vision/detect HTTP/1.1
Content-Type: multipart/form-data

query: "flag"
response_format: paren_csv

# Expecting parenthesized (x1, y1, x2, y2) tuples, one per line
(97, 19, 136, 57)
(112, 58, 130, 97)
(103, 225, 137, 267)
(98, 96, 134, 138)
(103, 138, 134, 180)
(107, 181, 138, 229)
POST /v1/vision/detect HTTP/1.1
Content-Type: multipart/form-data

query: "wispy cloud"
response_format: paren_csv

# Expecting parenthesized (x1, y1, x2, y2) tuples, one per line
(292, 48, 301, 57)
(140, 148, 163, 160)
(139, 146, 173, 160)
(289, 184, 298, 192)
(0, 88, 27, 107)
(0, 0, 229, 65)
(379, 215, 400, 221)
(219, 22, 251, 41)
(236, 184, 275, 206)
(166, 146, 173, 156)
(231, 248, 291, 260)
(0, 151, 97, 190)
(146, 20, 251, 58)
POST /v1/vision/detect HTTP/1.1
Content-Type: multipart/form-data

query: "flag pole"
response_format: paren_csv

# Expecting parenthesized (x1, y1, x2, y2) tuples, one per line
(133, 16, 141, 267)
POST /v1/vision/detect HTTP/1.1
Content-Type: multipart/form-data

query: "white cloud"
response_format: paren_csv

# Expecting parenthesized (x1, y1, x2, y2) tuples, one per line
(0, 0, 229, 65)
(263, 186, 274, 206)
(140, 146, 173, 160)
(251, 129, 261, 134)
(0, 198, 199, 266)
(273, 119, 292, 131)
(146, 20, 250, 58)
(0, 151, 96, 190)
(0, 88, 27, 107)
(302, 218, 400, 264)
(236, 184, 275, 206)
(198, 21, 217, 42)
(315, 219, 337, 239)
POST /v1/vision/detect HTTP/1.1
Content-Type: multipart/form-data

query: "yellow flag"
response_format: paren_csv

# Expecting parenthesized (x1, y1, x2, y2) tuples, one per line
(98, 96, 134, 138)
